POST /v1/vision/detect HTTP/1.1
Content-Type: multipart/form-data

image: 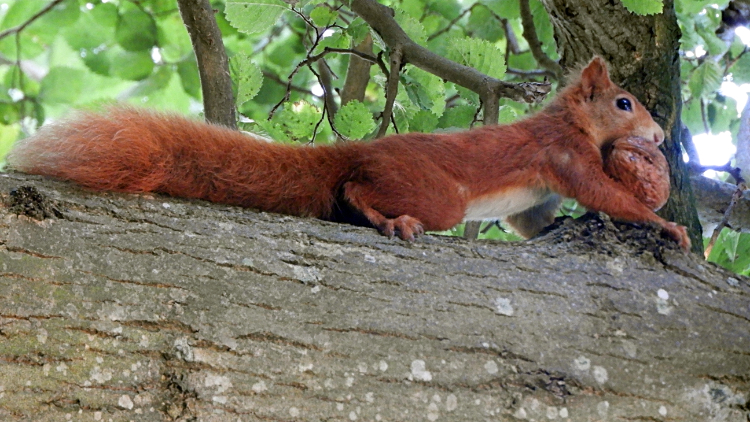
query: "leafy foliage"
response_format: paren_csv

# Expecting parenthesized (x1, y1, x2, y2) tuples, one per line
(621, 0, 664, 15)
(706, 229, 750, 275)
(446, 36, 506, 80)
(230, 53, 263, 106)
(334, 100, 375, 140)
(0, 0, 747, 271)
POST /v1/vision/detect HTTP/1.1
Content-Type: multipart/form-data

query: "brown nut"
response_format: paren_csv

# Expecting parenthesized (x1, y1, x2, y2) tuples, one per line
(603, 136, 670, 211)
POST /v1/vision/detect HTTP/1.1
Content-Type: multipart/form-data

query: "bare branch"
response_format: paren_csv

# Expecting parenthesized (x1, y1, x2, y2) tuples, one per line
(507, 67, 555, 78)
(349, 0, 550, 104)
(376, 47, 403, 138)
(502, 18, 522, 55)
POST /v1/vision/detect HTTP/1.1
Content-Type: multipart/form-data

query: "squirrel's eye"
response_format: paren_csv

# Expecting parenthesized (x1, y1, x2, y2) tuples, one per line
(616, 98, 632, 112)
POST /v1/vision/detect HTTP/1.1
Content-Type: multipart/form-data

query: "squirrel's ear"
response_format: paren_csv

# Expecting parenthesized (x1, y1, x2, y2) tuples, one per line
(580, 56, 613, 100)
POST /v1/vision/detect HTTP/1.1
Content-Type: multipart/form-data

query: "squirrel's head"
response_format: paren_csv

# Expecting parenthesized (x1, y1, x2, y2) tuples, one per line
(563, 57, 665, 148)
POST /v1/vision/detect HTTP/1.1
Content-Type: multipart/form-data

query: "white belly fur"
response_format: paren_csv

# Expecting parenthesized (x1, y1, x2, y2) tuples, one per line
(464, 188, 551, 220)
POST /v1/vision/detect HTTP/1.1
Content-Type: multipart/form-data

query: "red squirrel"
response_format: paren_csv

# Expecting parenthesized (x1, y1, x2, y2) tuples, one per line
(6, 57, 690, 250)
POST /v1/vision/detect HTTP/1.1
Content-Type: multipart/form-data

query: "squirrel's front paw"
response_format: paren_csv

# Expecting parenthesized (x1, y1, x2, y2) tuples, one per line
(663, 222, 691, 251)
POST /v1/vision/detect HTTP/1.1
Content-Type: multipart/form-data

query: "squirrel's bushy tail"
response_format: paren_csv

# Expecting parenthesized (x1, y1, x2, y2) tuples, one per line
(7, 107, 359, 218)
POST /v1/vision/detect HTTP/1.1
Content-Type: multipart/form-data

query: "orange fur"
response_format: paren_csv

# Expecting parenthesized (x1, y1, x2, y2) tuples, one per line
(6, 57, 690, 250)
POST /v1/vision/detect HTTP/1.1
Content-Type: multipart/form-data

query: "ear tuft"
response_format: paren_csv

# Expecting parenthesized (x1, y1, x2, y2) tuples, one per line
(579, 56, 613, 100)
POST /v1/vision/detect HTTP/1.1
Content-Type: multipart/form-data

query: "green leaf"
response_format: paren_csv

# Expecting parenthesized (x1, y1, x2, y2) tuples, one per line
(438, 105, 476, 129)
(428, 0, 463, 20)
(0, 123, 20, 165)
(394, 9, 427, 45)
(81, 49, 110, 76)
(621, 0, 664, 15)
(409, 110, 439, 133)
(310, 6, 337, 27)
(63, 3, 117, 50)
(40, 67, 86, 104)
(729, 53, 750, 84)
(334, 100, 375, 139)
(37, 0, 80, 28)
(688, 61, 722, 99)
(498, 106, 518, 124)
(698, 27, 727, 56)
(177, 58, 202, 100)
(134, 67, 193, 113)
(530, 0, 557, 59)
(315, 31, 351, 54)
(0, 103, 20, 126)
(706, 229, 750, 274)
(111, 50, 155, 81)
(230, 54, 263, 106)
(706, 96, 737, 133)
(402, 67, 446, 116)
(446, 37, 506, 80)
(723, 230, 741, 262)
(678, 0, 715, 14)
(126, 65, 174, 99)
(482, 0, 520, 19)
(157, 13, 194, 63)
(266, 101, 321, 142)
(225, 0, 289, 35)
(467, 6, 504, 42)
(346, 18, 370, 45)
(681, 99, 704, 135)
(2, 0, 45, 28)
(116, 9, 158, 52)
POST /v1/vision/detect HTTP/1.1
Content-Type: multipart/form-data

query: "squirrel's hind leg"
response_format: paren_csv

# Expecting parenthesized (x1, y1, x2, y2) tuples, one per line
(342, 181, 425, 241)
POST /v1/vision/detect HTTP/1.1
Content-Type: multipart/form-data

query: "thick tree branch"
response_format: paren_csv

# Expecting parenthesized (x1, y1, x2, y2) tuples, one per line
(177, 0, 236, 128)
(341, 35, 374, 106)
(1, 172, 748, 421)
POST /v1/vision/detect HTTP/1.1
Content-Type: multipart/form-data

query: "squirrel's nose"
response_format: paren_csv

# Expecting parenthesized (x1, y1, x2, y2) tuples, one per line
(653, 126, 665, 145)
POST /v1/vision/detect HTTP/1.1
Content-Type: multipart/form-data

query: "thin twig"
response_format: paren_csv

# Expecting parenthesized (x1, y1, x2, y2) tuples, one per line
(704, 181, 747, 258)
(502, 19, 521, 55)
(507, 67, 555, 78)
(700, 98, 710, 134)
(427, 3, 479, 41)
(690, 161, 743, 182)
(262, 71, 318, 97)
(350, 0, 550, 104)
(376, 47, 403, 138)
(0, 0, 66, 41)
(269, 46, 384, 119)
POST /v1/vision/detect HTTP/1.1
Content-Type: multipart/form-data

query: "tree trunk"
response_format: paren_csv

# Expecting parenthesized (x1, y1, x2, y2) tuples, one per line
(541, 0, 704, 254)
(0, 173, 748, 421)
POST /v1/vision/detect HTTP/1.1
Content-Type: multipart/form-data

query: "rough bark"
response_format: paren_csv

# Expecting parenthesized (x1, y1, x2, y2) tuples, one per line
(0, 173, 748, 421)
(541, 0, 704, 254)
